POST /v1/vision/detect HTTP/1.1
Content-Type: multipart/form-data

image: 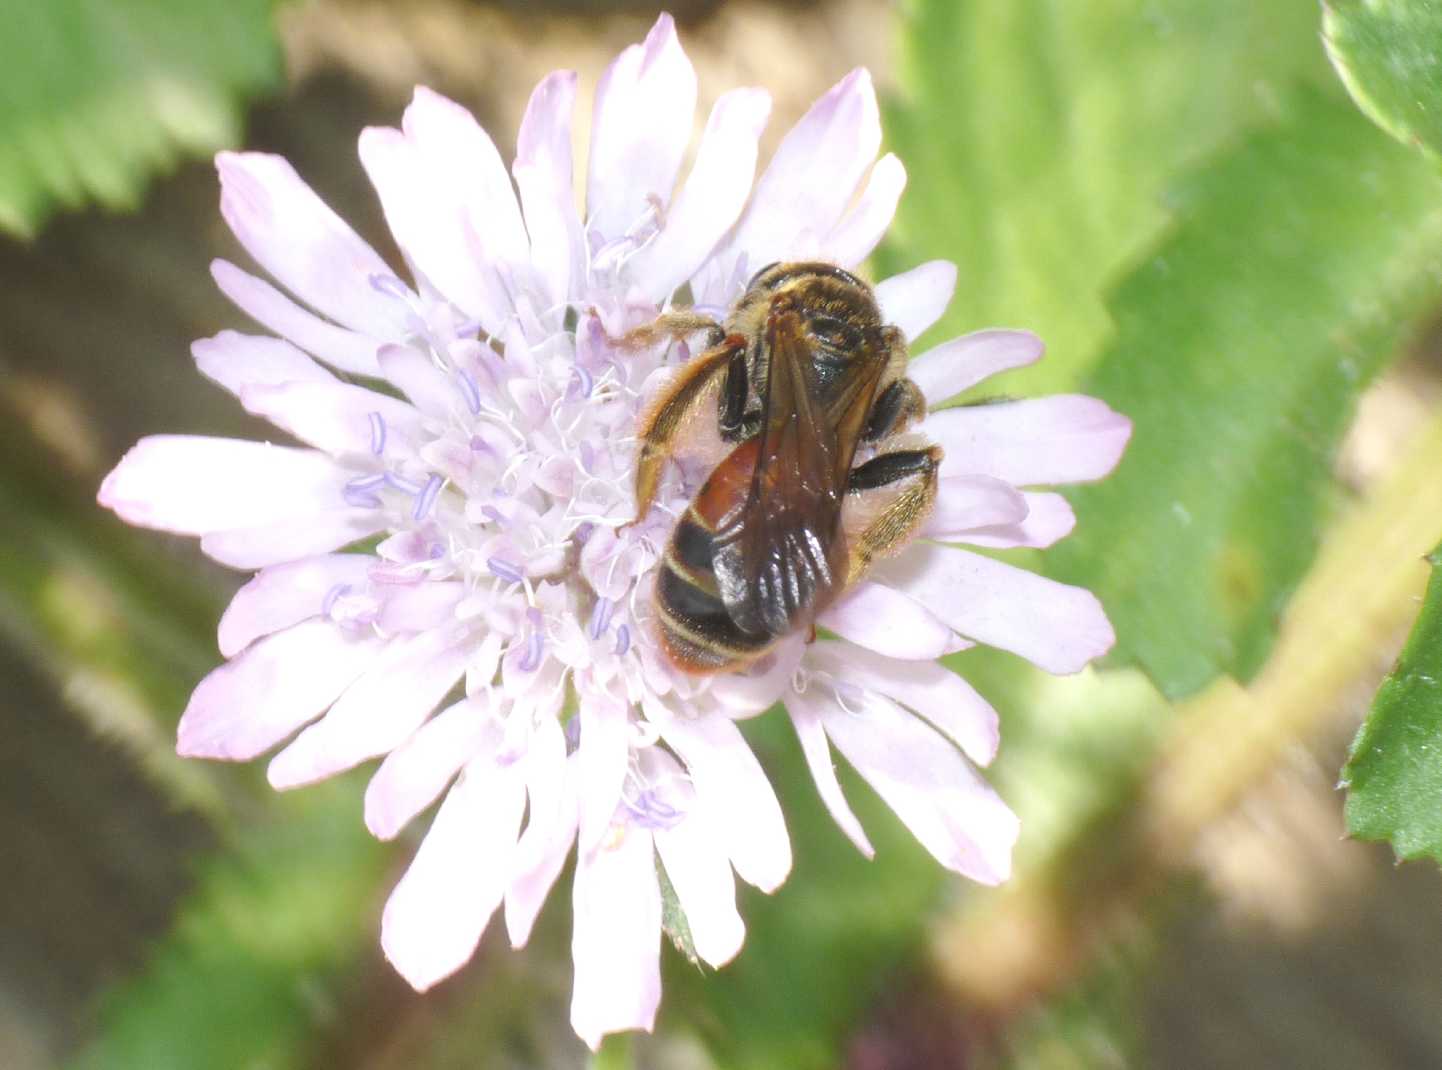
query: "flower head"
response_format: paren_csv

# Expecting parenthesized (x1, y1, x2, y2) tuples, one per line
(97, 14, 1128, 1050)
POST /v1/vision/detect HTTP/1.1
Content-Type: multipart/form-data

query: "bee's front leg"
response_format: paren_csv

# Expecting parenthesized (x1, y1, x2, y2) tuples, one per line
(617, 311, 726, 352)
(842, 444, 944, 584)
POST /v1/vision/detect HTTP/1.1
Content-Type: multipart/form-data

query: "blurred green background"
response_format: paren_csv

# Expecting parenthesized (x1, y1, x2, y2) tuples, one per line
(7, 0, 1442, 1067)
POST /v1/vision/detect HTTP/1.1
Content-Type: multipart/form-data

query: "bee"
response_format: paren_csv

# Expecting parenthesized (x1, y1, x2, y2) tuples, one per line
(629, 261, 943, 674)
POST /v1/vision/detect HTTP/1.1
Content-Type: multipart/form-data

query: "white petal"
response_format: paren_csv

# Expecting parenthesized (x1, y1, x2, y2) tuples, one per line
(817, 582, 957, 660)
(239, 380, 424, 460)
(210, 259, 383, 377)
(922, 474, 1029, 539)
(570, 825, 662, 1051)
(879, 543, 1116, 675)
(200, 511, 385, 569)
(365, 699, 497, 840)
(357, 125, 508, 332)
(657, 711, 791, 892)
(819, 691, 1018, 884)
(514, 70, 584, 308)
(586, 13, 697, 238)
(267, 626, 471, 789)
(925, 395, 1132, 486)
(783, 688, 874, 857)
(876, 260, 957, 342)
(192, 330, 335, 396)
(216, 152, 408, 338)
(381, 757, 526, 991)
(627, 87, 771, 300)
(953, 492, 1077, 550)
(217, 552, 377, 657)
(820, 153, 906, 268)
(576, 694, 629, 853)
(176, 619, 384, 760)
(720, 68, 881, 276)
(908, 330, 1045, 407)
(808, 640, 999, 766)
(98, 436, 350, 534)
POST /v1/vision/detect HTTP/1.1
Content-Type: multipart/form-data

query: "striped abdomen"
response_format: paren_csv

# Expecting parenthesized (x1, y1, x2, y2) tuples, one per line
(654, 440, 779, 673)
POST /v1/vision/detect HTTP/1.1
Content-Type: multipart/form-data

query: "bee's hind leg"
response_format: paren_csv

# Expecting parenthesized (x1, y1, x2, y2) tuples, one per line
(842, 445, 944, 585)
(631, 336, 746, 524)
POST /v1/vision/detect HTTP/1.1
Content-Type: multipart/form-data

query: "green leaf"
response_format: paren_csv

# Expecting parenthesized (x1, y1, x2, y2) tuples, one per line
(1324, 0, 1442, 161)
(1344, 541, 1442, 863)
(1048, 89, 1442, 698)
(70, 783, 389, 1070)
(0, 0, 282, 238)
(879, 0, 1331, 392)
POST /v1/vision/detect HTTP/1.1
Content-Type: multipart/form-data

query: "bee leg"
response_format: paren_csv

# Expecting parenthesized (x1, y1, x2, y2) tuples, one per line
(862, 378, 928, 442)
(632, 337, 747, 523)
(843, 445, 944, 584)
(617, 311, 726, 351)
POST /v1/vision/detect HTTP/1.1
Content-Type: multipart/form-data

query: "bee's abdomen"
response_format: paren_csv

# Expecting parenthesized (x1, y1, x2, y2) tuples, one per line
(654, 508, 774, 673)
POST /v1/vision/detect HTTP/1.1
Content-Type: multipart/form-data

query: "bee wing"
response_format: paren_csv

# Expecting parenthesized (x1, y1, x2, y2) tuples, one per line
(711, 307, 886, 637)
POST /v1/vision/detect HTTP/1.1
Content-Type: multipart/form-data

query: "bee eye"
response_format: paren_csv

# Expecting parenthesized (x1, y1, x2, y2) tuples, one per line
(809, 314, 856, 348)
(746, 261, 782, 290)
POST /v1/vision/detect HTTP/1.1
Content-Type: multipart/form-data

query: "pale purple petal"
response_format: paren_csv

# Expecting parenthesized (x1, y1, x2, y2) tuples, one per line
(925, 395, 1132, 486)
(922, 474, 1029, 539)
(908, 329, 1045, 406)
(570, 825, 662, 1051)
(817, 582, 958, 660)
(819, 152, 906, 268)
(876, 260, 957, 342)
(653, 819, 745, 968)
(200, 511, 385, 570)
(357, 125, 508, 332)
(708, 68, 881, 290)
(216, 152, 409, 338)
(192, 330, 336, 396)
(657, 709, 791, 892)
(783, 688, 874, 857)
(217, 552, 377, 657)
(239, 380, 423, 460)
(365, 699, 497, 840)
(381, 757, 526, 991)
(627, 87, 771, 300)
(375, 582, 465, 633)
(953, 492, 1077, 550)
(808, 640, 999, 766)
(507, 742, 579, 948)
(210, 259, 383, 377)
(377, 343, 457, 420)
(402, 87, 530, 267)
(177, 619, 384, 760)
(879, 542, 1116, 675)
(819, 690, 1018, 884)
(510, 716, 569, 873)
(586, 13, 697, 238)
(576, 694, 629, 852)
(267, 627, 472, 789)
(514, 70, 584, 308)
(98, 436, 351, 534)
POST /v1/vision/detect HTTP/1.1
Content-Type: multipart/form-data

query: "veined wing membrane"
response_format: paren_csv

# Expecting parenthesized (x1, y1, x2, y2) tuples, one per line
(712, 307, 887, 636)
